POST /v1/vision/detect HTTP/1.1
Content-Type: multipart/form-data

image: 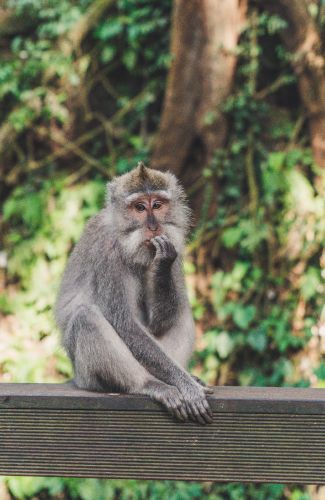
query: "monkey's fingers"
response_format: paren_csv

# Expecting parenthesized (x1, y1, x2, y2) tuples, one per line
(152, 235, 177, 261)
(185, 403, 198, 424)
(159, 235, 172, 252)
(154, 236, 169, 257)
(171, 407, 186, 422)
(151, 237, 163, 254)
(169, 404, 187, 422)
(161, 236, 177, 260)
(203, 386, 214, 395)
(166, 396, 188, 422)
(162, 399, 182, 421)
(189, 398, 213, 425)
(187, 402, 207, 425)
(198, 400, 213, 424)
(177, 403, 189, 421)
(202, 398, 213, 421)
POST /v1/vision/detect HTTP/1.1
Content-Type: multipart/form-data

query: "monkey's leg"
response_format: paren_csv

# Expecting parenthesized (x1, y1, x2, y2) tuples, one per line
(65, 305, 188, 421)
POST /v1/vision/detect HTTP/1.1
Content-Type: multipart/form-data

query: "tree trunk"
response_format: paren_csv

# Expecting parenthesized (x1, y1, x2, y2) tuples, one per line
(151, 0, 247, 186)
(151, 0, 247, 296)
(266, 0, 325, 169)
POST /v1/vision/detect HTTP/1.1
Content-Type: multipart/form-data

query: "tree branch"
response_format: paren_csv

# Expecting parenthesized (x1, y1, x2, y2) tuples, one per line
(0, 0, 117, 168)
(265, 0, 325, 167)
(59, 0, 116, 56)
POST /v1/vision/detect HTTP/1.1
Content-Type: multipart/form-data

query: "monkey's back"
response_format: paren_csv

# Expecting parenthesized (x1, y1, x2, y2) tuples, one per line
(54, 211, 115, 331)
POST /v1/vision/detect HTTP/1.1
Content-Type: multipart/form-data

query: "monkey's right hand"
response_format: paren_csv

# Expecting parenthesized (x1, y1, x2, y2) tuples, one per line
(178, 379, 213, 425)
(151, 235, 177, 264)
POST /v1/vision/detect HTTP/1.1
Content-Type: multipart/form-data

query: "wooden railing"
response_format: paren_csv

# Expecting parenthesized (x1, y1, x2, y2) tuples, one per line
(0, 384, 324, 484)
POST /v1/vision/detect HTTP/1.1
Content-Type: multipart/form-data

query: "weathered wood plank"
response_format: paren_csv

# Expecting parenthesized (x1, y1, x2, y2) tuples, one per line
(0, 384, 324, 483)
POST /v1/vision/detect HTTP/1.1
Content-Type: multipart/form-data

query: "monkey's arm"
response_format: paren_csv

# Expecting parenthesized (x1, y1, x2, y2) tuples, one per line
(110, 308, 212, 423)
(147, 261, 178, 335)
(146, 235, 180, 335)
(62, 300, 211, 423)
(116, 313, 190, 387)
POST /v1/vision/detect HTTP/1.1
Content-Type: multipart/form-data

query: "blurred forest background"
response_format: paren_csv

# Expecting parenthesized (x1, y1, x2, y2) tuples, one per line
(0, 0, 325, 498)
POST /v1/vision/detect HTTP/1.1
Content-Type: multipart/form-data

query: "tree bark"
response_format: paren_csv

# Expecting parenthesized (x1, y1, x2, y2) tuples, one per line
(151, 0, 247, 295)
(266, 0, 325, 169)
(151, 0, 247, 181)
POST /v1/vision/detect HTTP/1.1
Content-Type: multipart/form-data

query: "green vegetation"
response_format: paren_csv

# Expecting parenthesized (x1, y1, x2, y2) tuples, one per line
(0, 0, 324, 498)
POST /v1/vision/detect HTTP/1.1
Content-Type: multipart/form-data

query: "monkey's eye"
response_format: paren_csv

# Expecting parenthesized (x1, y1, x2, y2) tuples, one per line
(135, 203, 146, 212)
(152, 201, 162, 210)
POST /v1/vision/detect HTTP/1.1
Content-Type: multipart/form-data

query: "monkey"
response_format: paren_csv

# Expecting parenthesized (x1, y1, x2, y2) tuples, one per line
(54, 162, 213, 424)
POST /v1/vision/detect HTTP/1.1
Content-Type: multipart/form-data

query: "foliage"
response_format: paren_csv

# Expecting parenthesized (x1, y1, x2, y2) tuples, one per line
(190, 11, 325, 391)
(3, 476, 294, 500)
(0, 1, 324, 499)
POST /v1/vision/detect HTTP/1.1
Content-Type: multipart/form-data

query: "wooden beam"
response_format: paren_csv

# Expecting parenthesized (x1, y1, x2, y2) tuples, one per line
(0, 384, 324, 483)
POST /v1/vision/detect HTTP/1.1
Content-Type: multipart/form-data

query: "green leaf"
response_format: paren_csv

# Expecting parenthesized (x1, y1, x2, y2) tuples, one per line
(233, 304, 256, 329)
(94, 20, 123, 41)
(247, 328, 267, 352)
(123, 49, 137, 70)
(222, 226, 242, 248)
(314, 363, 325, 381)
(215, 331, 235, 359)
(232, 261, 250, 281)
(100, 46, 116, 63)
(301, 267, 320, 301)
(268, 151, 286, 171)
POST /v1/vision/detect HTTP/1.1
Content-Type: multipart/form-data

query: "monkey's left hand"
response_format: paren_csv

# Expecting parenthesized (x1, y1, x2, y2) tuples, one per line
(151, 235, 177, 263)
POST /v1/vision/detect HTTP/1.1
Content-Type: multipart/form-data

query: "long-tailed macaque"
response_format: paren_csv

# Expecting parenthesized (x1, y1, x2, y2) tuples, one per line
(55, 163, 213, 424)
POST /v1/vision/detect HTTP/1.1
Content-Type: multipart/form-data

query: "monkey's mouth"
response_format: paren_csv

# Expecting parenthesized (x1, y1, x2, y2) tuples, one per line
(144, 240, 157, 258)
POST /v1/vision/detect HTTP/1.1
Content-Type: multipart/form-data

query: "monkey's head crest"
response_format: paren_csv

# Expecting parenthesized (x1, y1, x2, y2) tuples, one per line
(106, 162, 185, 205)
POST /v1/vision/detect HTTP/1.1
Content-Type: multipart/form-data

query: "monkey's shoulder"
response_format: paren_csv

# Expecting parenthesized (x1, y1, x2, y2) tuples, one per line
(75, 211, 116, 253)
(79, 210, 109, 239)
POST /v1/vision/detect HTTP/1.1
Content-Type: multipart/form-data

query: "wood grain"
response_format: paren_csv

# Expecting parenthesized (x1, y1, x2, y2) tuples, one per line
(0, 383, 324, 483)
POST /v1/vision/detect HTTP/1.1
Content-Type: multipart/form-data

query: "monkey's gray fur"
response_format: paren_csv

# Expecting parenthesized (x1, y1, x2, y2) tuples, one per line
(55, 163, 213, 424)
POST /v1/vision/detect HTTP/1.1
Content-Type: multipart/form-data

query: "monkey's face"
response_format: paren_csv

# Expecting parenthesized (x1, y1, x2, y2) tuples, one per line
(128, 194, 169, 243)
(118, 191, 184, 266)
(107, 165, 191, 266)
